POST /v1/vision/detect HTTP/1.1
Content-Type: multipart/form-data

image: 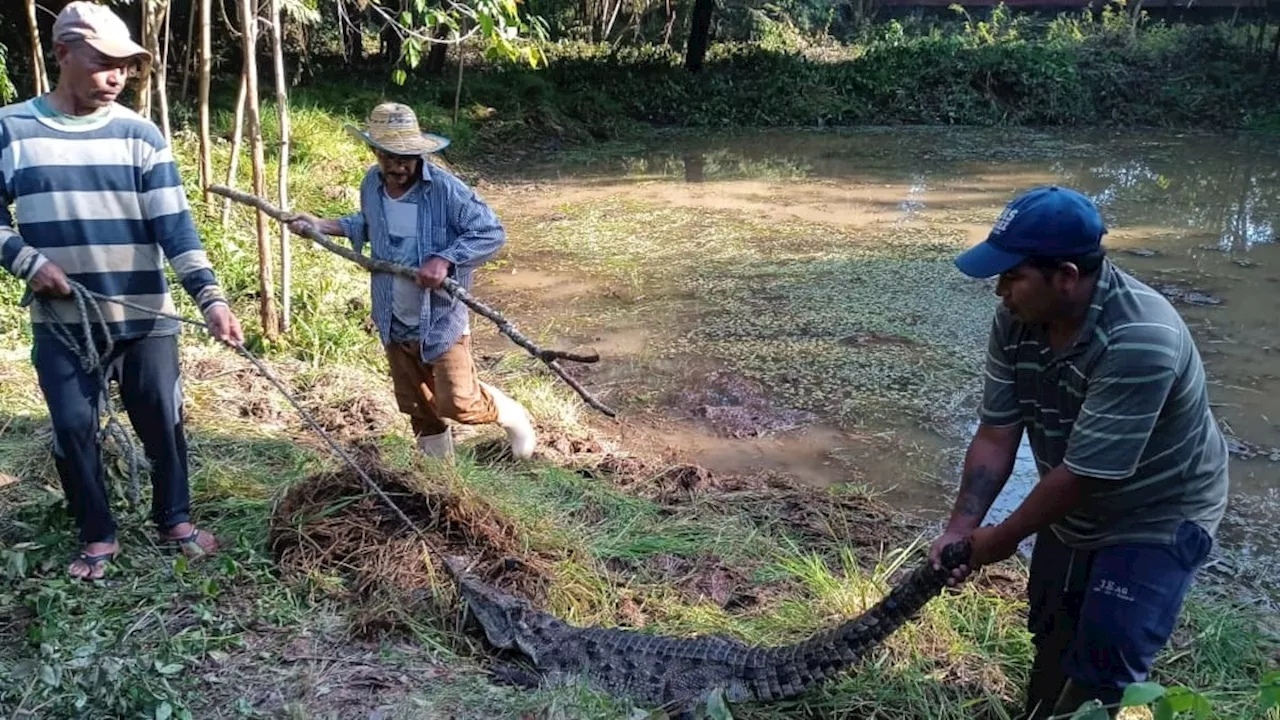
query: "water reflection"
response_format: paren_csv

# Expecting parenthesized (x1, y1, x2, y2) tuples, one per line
(898, 173, 928, 220)
(534, 129, 1280, 254)
(1049, 156, 1277, 252)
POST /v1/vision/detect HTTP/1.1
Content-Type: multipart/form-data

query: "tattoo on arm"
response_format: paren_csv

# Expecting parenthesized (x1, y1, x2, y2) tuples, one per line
(956, 465, 998, 520)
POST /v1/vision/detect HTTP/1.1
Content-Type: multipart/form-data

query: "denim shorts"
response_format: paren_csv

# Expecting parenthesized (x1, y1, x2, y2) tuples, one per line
(1027, 520, 1214, 689)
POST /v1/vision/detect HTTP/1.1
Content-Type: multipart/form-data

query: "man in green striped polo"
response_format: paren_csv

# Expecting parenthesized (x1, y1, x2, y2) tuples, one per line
(927, 186, 1229, 719)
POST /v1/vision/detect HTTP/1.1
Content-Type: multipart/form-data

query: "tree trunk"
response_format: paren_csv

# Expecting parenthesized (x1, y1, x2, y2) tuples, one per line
(199, 0, 213, 205)
(180, 1, 197, 102)
(1271, 23, 1279, 71)
(453, 30, 465, 125)
(221, 75, 248, 225)
(603, 0, 625, 41)
(270, 0, 292, 333)
(580, 0, 592, 42)
(240, 0, 278, 339)
(425, 25, 449, 75)
(340, 1, 364, 63)
(26, 0, 50, 95)
(1129, 0, 1145, 36)
(136, 1, 154, 118)
(663, 0, 677, 47)
(685, 0, 715, 72)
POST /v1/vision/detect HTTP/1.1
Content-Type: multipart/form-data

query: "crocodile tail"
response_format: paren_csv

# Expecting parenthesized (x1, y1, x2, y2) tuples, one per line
(742, 540, 972, 702)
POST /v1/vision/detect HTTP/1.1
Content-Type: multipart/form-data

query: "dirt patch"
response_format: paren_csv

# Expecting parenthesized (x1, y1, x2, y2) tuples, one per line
(563, 439, 921, 555)
(291, 370, 402, 441)
(267, 445, 557, 633)
(298, 392, 400, 441)
(674, 371, 818, 439)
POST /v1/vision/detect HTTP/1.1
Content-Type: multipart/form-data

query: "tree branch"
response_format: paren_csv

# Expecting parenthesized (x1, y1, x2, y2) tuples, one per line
(208, 184, 617, 418)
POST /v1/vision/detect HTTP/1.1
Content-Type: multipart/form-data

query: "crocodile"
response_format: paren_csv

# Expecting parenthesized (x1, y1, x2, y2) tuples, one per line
(444, 539, 972, 717)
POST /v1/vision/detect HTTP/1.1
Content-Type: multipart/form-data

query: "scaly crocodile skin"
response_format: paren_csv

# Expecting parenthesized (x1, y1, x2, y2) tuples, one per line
(445, 540, 971, 716)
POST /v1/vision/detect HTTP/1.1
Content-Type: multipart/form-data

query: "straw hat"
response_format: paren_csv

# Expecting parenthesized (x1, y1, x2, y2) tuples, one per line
(344, 102, 450, 157)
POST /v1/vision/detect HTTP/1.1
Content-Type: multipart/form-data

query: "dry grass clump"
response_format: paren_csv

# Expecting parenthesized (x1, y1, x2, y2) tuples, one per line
(266, 446, 559, 631)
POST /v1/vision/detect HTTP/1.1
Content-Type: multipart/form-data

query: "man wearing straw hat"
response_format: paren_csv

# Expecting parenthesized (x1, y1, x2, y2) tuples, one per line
(288, 103, 536, 461)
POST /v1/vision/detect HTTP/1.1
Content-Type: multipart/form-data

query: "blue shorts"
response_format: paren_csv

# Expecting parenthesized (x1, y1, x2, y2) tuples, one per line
(1025, 520, 1213, 701)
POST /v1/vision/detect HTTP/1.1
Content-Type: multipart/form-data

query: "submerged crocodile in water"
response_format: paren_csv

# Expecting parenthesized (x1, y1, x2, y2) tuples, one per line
(443, 540, 972, 717)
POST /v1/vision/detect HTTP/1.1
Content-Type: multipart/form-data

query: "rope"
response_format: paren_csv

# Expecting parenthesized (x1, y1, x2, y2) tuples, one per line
(28, 283, 440, 553)
(33, 281, 142, 508)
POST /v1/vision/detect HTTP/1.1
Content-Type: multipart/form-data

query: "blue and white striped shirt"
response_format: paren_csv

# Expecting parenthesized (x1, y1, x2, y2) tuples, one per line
(339, 161, 505, 362)
(0, 97, 226, 341)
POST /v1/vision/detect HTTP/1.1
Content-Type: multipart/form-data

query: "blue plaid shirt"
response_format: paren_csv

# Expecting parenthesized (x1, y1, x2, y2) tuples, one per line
(338, 162, 506, 362)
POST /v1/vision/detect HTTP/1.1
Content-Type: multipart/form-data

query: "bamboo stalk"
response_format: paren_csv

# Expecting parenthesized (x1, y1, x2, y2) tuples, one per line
(220, 75, 248, 225)
(199, 0, 214, 205)
(239, 0, 279, 339)
(136, 1, 153, 117)
(207, 184, 616, 418)
(157, 0, 173, 144)
(180, 0, 196, 102)
(24, 0, 49, 95)
(269, 0, 292, 332)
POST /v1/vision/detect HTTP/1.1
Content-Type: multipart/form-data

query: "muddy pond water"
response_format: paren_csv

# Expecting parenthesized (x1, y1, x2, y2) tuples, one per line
(477, 126, 1279, 586)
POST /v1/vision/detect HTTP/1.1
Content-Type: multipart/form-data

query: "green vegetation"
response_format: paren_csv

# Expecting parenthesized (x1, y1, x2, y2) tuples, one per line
(448, 13, 1280, 137)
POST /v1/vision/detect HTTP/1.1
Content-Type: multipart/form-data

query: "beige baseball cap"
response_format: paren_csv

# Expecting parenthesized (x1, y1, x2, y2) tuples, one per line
(53, 1, 152, 64)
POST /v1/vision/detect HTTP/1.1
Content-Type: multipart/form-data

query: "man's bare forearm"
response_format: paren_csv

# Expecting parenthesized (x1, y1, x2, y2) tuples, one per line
(988, 464, 1091, 548)
(946, 424, 1022, 533)
(315, 218, 347, 237)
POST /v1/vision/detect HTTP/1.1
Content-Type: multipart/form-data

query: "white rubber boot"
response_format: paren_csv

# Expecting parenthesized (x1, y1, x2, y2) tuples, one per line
(415, 428, 454, 460)
(479, 381, 537, 459)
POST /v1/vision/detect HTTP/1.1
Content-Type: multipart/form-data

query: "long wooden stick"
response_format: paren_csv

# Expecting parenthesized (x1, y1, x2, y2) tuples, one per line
(207, 184, 617, 418)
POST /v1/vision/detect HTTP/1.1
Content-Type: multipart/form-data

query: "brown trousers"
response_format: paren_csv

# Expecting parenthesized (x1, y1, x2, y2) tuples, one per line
(385, 335, 498, 437)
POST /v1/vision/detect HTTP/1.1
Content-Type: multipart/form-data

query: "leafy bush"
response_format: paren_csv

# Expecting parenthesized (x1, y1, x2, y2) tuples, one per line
(428, 5, 1280, 139)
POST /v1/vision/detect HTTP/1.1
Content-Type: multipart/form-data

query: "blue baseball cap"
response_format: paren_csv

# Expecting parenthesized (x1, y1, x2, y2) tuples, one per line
(954, 186, 1107, 279)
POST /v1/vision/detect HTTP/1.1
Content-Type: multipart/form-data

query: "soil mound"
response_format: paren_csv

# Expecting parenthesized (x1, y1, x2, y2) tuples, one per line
(267, 447, 555, 632)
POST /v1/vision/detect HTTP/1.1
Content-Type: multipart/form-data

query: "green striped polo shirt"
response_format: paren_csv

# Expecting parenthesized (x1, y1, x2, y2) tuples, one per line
(979, 259, 1230, 549)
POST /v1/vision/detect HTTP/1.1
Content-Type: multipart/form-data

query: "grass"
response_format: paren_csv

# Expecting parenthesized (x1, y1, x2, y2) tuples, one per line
(0, 91, 1277, 719)
(0, 336, 1275, 718)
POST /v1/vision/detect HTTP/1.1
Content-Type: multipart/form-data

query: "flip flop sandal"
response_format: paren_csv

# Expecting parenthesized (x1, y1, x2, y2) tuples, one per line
(69, 550, 116, 581)
(163, 528, 213, 560)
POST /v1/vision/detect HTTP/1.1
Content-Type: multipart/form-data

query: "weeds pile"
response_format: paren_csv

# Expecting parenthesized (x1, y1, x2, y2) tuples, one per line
(267, 448, 557, 633)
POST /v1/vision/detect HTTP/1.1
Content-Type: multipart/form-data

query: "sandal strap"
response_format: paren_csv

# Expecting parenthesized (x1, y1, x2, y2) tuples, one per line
(72, 551, 115, 565)
(164, 527, 201, 544)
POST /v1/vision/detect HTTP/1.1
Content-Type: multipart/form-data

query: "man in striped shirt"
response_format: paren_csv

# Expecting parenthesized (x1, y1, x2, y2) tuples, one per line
(928, 186, 1229, 718)
(1, 2, 243, 580)
(288, 103, 536, 461)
